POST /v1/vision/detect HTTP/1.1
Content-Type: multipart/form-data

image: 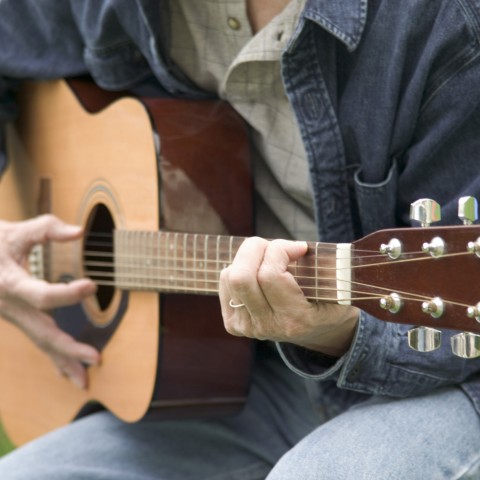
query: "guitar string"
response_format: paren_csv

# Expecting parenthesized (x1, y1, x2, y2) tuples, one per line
(36, 233, 480, 309)
(41, 244, 477, 286)
(44, 230, 480, 279)
(86, 275, 469, 306)
(72, 277, 477, 310)
(44, 245, 476, 273)
(37, 248, 479, 309)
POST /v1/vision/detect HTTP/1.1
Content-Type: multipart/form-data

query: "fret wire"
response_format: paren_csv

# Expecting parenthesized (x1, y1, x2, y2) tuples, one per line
(176, 232, 179, 288)
(182, 232, 187, 290)
(315, 242, 319, 303)
(167, 231, 171, 287)
(193, 233, 198, 292)
(216, 235, 221, 278)
(204, 234, 209, 291)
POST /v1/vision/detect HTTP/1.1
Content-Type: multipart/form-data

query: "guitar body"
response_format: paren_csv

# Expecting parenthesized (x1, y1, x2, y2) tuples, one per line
(0, 80, 253, 445)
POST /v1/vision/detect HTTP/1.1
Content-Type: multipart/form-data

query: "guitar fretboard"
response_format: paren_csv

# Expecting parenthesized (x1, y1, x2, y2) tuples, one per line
(113, 230, 344, 302)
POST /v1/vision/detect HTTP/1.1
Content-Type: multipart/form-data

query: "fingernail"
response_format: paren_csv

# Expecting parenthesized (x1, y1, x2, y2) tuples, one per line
(83, 357, 99, 367)
(84, 282, 98, 295)
(64, 224, 83, 235)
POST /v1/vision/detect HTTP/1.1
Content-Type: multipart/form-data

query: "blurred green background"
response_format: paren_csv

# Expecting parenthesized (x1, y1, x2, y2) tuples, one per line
(0, 422, 14, 456)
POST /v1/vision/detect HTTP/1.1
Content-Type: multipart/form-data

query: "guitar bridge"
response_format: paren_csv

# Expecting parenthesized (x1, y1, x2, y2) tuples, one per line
(28, 244, 45, 280)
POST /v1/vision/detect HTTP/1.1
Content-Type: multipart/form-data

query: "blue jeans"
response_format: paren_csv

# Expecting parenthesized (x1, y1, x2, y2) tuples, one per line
(0, 345, 479, 479)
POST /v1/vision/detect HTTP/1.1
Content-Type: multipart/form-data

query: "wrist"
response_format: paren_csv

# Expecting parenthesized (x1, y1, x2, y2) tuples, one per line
(299, 308, 359, 357)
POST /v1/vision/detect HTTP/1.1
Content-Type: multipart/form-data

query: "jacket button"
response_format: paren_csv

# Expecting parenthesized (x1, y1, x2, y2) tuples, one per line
(227, 17, 241, 31)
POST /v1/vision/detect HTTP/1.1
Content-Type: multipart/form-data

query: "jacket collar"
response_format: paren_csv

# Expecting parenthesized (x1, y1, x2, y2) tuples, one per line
(300, 0, 367, 51)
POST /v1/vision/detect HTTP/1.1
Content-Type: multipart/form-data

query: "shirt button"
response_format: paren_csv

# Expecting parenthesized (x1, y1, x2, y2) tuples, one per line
(227, 16, 241, 31)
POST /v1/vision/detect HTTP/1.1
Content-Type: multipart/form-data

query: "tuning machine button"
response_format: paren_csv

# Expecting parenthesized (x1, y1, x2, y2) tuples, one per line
(467, 238, 480, 257)
(466, 303, 480, 323)
(410, 199, 441, 227)
(379, 238, 402, 260)
(421, 237, 445, 258)
(451, 332, 480, 359)
(408, 326, 442, 352)
(379, 293, 402, 313)
(458, 196, 478, 225)
(421, 297, 444, 318)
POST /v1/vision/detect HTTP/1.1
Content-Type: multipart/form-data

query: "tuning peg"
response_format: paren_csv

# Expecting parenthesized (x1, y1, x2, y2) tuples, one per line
(410, 199, 441, 227)
(451, 332, 480, 359)
(458, 196, 478, 225)
(421, 297, 444, 318)
(408, 326, 442, 352)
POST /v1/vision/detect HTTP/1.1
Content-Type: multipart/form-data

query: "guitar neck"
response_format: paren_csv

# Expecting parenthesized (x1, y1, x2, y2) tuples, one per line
(40, 222, 480, 334)
(111, 230, 347, 303)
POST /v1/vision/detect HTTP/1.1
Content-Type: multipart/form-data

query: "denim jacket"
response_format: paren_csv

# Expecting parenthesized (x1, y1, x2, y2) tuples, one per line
(1, 0, 480, 412)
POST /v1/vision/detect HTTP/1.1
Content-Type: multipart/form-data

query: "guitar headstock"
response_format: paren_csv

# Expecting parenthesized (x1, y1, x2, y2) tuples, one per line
(351, 197, 480, 359)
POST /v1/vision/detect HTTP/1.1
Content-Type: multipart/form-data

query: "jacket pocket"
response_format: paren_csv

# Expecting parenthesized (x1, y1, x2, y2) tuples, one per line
(353, 159, 398, 236)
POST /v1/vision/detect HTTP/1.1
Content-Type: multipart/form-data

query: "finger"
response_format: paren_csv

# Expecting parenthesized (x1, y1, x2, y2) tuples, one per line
(219, 269, 248, 336)
(8, 271, 97, 310)
(8, 304, 101, 365)
(47, 332, 100, 390)
(224, 237, 270, 310)
(13, 214, 83, 250)
(53, 355, 90, 390)
(1, 301, 100, 387)
(219, 238, 272, 338)
(257, 239, 309, 311)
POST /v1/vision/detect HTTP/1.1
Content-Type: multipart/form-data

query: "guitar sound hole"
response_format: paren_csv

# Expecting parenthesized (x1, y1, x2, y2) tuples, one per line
(84, 203, 115, 311)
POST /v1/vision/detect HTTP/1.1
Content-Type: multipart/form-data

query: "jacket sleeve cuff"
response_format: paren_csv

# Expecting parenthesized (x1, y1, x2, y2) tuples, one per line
(276, 309, 480, 399)
(276, 310, 391, 388)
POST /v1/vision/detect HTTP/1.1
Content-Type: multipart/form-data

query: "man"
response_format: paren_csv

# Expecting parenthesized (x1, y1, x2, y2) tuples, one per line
(0, 0, 480, 478)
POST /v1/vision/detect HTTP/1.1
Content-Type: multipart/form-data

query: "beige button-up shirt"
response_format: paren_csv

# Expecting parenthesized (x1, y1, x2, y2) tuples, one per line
(169, 0, 317, 240)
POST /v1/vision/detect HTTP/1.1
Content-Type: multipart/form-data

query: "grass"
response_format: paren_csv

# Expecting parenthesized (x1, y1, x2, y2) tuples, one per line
(0, 423, 15, 457)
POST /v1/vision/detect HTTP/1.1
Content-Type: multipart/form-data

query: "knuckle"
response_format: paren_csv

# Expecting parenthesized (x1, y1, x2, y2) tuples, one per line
(242, 236, 267, 249)
(219, 267, 229, 284)
(37, 213, 56, 226)
(35, 214, 57, 238)
(228, 267, 253, 291)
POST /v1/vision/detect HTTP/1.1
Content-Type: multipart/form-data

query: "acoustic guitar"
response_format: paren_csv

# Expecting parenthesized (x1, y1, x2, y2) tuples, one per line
(1, 79, 480, 446)
(0, 79, 254, 446)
